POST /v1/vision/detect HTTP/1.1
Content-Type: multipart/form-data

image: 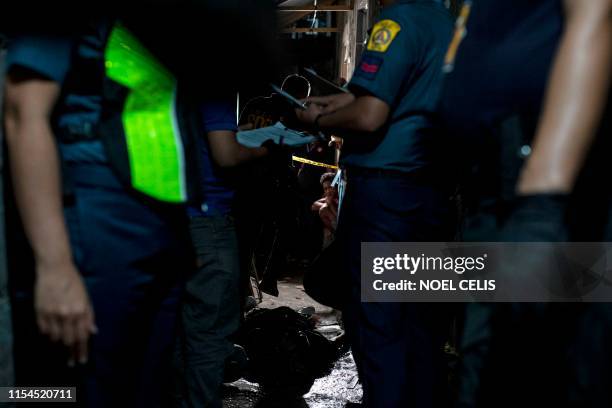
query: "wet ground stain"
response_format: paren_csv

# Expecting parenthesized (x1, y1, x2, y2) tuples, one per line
(222, 352, 362, 408)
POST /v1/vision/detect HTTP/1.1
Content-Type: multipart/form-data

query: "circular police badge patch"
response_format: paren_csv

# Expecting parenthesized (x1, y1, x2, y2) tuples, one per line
(373, 28, 391, 46)
(367, 19, 401, 53)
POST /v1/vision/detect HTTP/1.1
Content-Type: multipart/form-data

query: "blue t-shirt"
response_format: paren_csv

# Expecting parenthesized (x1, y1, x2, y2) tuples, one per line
(342, 0, 453, 173)
(188, 99, 239, 217)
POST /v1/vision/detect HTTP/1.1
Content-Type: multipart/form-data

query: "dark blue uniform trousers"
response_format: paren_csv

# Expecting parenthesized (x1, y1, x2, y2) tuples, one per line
(12, 160, 192, 408)
(336, 171, 453, 408)
(456, 195, 612, 408)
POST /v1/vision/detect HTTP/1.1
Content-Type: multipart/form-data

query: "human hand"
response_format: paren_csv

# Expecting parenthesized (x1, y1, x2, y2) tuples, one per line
(305, 93, 355, 114)
(500, 194, 569, 242)
(35, 261, 96, 366)
(311, 197, 326, 212)
(324, 189, 339, 212)
(319, 203, 338, 231)
(295, 102, 324, 127)
(329, 135, 343, 150)
(239, 123, 255, 131)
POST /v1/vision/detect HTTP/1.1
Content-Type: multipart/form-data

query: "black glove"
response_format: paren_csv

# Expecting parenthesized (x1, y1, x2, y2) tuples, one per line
(500, 194, 569, 242)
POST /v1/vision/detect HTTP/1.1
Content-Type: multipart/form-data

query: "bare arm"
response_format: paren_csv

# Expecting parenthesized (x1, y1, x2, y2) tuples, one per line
(4, 74, 70, 266)
(296, 95, 391, 134)
(518, 0, 612, 194)
(311, 197, 326, 212)
(305, 93, 356, 115)
(207, 130, 268, 168)
(4, 71, 95, 364)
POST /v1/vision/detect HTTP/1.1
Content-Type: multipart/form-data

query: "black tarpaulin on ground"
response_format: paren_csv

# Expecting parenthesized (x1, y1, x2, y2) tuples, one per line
(235, 307, 340, 398)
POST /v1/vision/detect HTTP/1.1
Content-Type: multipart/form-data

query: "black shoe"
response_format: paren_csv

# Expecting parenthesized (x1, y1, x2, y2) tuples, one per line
(224, 344, 249, 383)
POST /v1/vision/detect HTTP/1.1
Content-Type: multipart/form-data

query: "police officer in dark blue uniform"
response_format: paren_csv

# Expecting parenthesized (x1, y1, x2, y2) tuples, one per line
(4, 28, 192, 407)
(296, 1, 454, 406)
(438, 0, 612, 406)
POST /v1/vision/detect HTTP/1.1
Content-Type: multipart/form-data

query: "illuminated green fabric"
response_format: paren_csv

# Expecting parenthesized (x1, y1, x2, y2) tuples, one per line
(104, 24, 186, 203)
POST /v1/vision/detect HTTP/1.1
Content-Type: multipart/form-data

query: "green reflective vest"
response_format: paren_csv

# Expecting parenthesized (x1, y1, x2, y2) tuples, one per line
(64, 20, 201, 204)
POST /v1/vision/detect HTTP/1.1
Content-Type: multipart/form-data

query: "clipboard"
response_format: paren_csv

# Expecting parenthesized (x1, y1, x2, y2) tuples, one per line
(270, 84, 307, 110)
(303, 67, 349, 94)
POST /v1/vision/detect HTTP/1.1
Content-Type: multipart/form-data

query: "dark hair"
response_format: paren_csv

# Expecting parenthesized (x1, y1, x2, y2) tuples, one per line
(320, 173, 336, 185)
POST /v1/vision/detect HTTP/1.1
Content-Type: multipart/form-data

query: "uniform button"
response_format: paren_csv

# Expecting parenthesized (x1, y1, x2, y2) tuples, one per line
(518, 145, 532, 159)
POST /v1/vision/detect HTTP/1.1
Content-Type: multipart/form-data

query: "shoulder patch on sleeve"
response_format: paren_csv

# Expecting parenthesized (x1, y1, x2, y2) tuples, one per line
(367, 19, 401, 53)
(354, 55, 384, 80)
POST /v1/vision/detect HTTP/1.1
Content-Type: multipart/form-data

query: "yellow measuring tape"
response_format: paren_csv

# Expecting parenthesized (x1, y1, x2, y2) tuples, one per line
(292, 155, 338, 170)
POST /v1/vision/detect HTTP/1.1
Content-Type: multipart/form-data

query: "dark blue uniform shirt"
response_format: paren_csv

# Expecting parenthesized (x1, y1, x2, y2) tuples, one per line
(438, 0, 611, 236)
(6, 32, 237, 215)
(437, 0, 565, 201)
(5, 33, 108, 164)
(342, 0, 453, 173)
(439, 0, 563, 146)
(5, 36, 72, 83)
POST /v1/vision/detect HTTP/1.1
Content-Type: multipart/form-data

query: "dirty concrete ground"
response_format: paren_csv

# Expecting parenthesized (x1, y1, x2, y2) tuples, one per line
(222, 278, 362, 408)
